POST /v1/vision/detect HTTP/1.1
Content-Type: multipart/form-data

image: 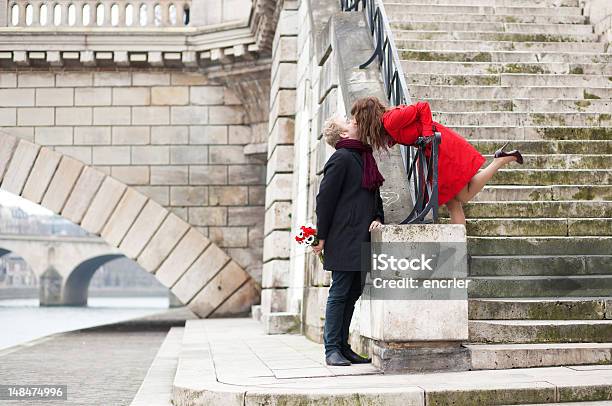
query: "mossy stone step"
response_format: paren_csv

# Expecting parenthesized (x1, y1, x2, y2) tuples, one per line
(472, 139, 612, 154)
(409, 61, 612, 76)
(389, 13, 586, 25)
(487, 169, 611, 186)
(385, 0, 579, 6)
(468, 298, 611, 320)
(399, 49, 611, 63)
(429, 99, 612, 114)
(468, 236, 612, 255)
(409, 84, 612, 101)
(479, 154, 612, 170)
(392, 22, 593, 35)
(437, 111, 611, 127)
(451, 201, 612, 218)
(395, 38, 601, 52)
(384, 3, 583, 15)
(394, 30, 597, 43)
(469, 319, 612, 343)
(441, 218, 612, 237)
(473, 185, 612, 202)
(469, 255, 612, 276)
(468, 275, 612, 298)
(466, 342, 612, 369)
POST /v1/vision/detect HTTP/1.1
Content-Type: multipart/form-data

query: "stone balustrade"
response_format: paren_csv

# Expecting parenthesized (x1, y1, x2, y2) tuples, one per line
(6, 0, 190, 27)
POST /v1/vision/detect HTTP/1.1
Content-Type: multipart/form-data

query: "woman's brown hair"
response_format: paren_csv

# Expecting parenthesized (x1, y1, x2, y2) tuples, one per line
(350, 96, 393, 152)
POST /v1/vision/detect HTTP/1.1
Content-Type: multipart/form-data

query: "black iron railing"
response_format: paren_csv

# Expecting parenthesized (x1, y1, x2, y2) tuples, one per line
(340, 0, 440, 224)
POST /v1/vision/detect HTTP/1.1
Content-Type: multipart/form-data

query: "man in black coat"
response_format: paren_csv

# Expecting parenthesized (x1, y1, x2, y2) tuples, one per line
(313, 115, 385, 366)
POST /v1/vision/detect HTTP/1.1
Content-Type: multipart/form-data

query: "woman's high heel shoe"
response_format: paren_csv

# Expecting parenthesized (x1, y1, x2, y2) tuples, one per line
(494, 141, 524, 165)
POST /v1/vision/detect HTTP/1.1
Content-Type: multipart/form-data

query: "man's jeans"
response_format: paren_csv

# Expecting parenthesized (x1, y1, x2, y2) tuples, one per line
(323, 270, 366, 357)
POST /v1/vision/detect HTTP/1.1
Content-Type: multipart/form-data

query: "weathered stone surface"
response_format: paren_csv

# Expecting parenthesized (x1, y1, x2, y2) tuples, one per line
(61, 166, 106, 224)
(172, 243, 231, 304)
(22, 147, 61, 203)
(137, 213, 190, 272)
(263, 231, 291, 262)
(262, 259, 290, 288)
(264, 201, 292, 234)
(119, 200, 168, 259)
(188, 260, 250, 317)
(210, 279, 261, 317)
(81, 176, 126, 234)
(1, 140, 40, 195)
(100, 188, 148, 246)
(0, 134, 19, 183)
(156, 228, 211, 285)
(40, 156, 84, 213)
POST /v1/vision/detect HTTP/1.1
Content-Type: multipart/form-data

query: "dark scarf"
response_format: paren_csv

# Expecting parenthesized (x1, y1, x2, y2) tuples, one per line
(335, 138, 385, 190)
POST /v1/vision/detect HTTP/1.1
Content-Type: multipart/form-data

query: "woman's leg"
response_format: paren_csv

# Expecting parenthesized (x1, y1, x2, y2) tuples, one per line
(446, 197, 465, 225)
(454, 156, 516, 203)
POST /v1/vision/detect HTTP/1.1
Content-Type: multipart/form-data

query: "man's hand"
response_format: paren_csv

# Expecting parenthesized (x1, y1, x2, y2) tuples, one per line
(369, 219, 383, 232)
(312, 239, 325, 255)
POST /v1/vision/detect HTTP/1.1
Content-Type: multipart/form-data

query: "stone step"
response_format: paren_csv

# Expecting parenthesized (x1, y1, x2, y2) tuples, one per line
(450, 126, 612, 141)
(469, 254, 612, 276)
(394, 30, 599, 43)
(384, 3, 583, 15)
(486, 169, 612, 186)
(409, 84, 612, 101)
(471, 139, 612, 154)
(469, 319, 612, 343)
(389, 13, 586, 25)
(466, 342, 612, 370)
(391, 21, 594, 34)
(428, 99, 612, 113)
(472, 185, 612, 202)
(406, 61, 612, 75)
(441, 217, 612, 236)
(448, 201, 612, 218)
(468, 275, 612, 298)
(479, 154, 612, 169)
(400, 50, 610, 64)
(384, 0, 579, 6)
(469, 297, 611, 319)
(468, 236, 612, 255)
(436, 111, 611, 127)
(407, 72, 612, 87)
(130, 327, 183, 406)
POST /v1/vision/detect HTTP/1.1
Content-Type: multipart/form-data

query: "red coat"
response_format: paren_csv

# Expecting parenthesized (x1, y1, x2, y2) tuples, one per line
(381, 101, 486, 206)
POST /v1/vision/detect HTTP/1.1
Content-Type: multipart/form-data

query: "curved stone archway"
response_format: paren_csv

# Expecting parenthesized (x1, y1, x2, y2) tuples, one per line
(64, 254, 124, 306)
(0, 134, 260, 317)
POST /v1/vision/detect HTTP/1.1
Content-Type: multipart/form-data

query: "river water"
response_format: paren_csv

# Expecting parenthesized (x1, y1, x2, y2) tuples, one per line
(0, 296, 169, 351)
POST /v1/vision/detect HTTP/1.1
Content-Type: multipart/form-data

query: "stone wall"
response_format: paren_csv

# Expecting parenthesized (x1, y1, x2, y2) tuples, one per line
(0, 69, 265, 284)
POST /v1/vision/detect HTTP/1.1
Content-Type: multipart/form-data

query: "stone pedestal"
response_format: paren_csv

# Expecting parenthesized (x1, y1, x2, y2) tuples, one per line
(359, 224, 471, 373)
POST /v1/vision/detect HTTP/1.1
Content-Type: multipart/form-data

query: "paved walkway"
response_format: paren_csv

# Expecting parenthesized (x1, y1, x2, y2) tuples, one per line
(172, 318, 612, 406)
(0, 307, 196, 406)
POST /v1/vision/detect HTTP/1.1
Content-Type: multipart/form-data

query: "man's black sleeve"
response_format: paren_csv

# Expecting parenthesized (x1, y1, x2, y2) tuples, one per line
(315, 153, 347, 240)
(374, 187, 385, 224)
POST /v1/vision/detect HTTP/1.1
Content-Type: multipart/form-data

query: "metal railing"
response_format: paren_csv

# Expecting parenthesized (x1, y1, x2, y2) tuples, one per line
(340, 0, 440, 224)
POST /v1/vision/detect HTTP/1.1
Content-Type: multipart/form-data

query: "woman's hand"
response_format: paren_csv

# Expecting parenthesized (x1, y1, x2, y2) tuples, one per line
(369, 220, 383, 232)
(312, 239, 325, 255)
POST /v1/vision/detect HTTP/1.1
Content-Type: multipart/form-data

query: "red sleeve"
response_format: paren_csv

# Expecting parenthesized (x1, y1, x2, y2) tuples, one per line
(383, 101, 434, 136)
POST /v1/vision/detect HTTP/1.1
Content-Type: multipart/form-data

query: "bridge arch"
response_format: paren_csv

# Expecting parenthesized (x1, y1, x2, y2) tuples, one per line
(64, 253, 124, 306)
(0, 133, 260, 317)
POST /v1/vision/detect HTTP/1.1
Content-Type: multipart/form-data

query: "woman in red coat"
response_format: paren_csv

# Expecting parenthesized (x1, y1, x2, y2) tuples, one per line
(350, 96, 523, 225)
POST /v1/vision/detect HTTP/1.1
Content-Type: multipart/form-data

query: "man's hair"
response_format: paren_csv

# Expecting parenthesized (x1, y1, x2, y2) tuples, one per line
(322, 115, 345, 147)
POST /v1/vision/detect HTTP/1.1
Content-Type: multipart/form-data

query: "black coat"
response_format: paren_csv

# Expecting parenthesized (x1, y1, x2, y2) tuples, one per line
(316, 147, 385, 271)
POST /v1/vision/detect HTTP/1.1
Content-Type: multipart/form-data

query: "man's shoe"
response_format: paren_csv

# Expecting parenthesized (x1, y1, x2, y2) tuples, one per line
(341, 348, 371, 364)
(325, 351, 351, 366)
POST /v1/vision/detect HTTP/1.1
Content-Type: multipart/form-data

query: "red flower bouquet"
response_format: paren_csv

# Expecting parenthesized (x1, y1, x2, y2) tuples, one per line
(295, 223, 324, 263)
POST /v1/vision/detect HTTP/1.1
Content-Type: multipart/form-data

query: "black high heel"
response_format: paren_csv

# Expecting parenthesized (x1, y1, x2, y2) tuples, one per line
(494, 141, 523, 165)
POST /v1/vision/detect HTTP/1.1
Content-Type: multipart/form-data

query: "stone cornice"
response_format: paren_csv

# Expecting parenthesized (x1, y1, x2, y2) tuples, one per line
(0, 0, 281, 69)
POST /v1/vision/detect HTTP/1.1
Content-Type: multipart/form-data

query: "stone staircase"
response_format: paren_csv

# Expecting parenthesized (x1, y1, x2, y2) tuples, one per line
(383, 0, 612, 368)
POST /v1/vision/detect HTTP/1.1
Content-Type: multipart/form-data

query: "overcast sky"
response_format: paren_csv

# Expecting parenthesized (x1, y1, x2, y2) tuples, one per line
(0, 190, 53, 216)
